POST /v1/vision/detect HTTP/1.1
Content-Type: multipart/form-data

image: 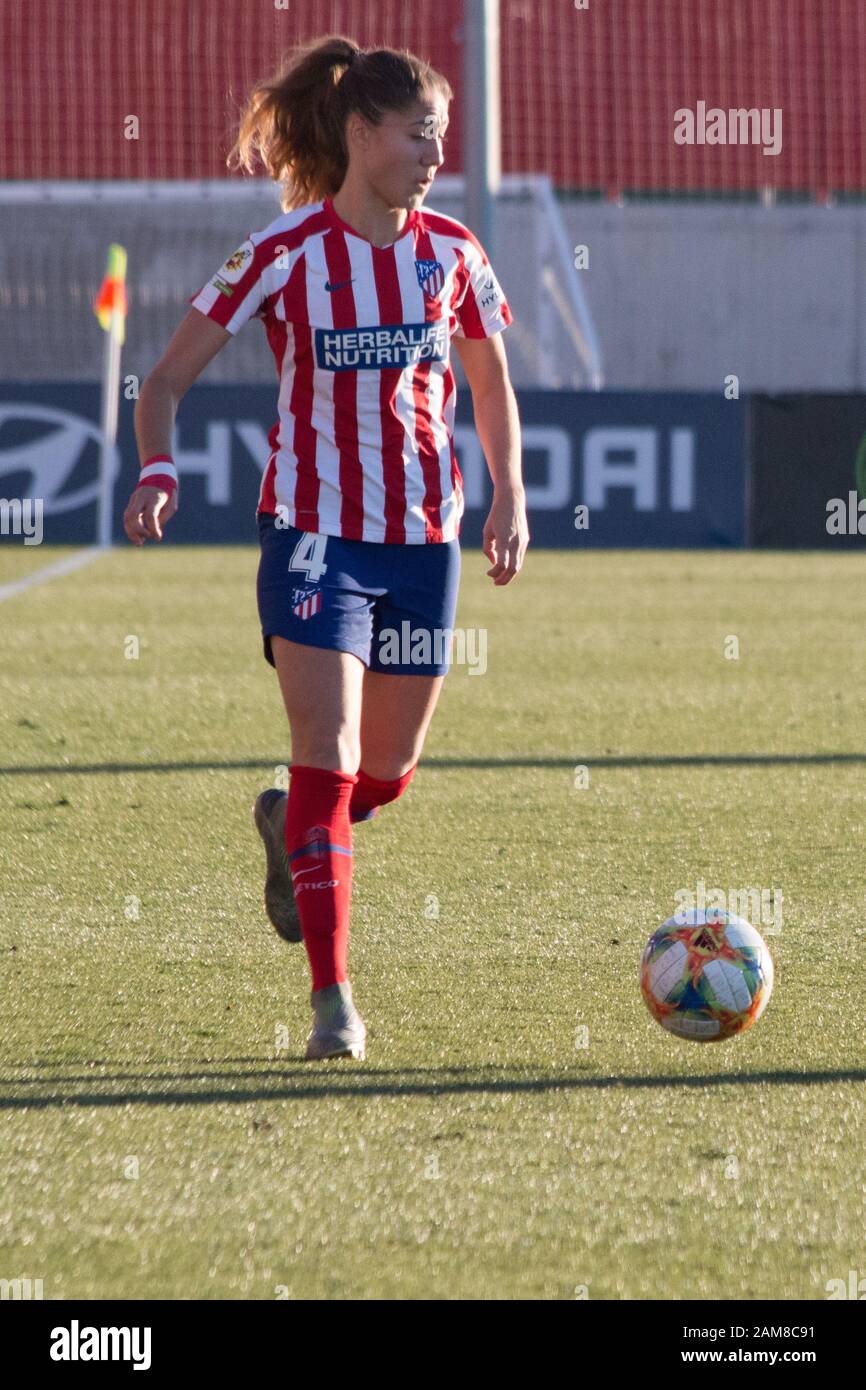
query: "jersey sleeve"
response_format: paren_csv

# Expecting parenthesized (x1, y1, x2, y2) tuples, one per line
(187, 235, 268, 334)
(453, 236, 513, 339)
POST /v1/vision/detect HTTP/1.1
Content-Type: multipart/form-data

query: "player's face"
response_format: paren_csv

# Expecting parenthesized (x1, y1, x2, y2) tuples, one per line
(360, 97, 450, 209)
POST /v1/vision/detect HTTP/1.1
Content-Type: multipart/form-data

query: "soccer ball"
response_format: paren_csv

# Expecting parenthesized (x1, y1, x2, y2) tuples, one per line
(640, 908, 774, 1042)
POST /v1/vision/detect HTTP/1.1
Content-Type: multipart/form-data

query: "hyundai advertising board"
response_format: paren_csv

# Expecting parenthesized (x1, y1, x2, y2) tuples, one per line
(0, 386, 746, 548)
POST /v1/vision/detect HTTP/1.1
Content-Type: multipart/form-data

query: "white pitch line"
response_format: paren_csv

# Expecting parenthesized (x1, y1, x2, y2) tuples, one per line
(0, 545, 110, 603)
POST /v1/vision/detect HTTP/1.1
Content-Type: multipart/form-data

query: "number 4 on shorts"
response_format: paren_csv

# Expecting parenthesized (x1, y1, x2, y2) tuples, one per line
(289, 532, 329, 583)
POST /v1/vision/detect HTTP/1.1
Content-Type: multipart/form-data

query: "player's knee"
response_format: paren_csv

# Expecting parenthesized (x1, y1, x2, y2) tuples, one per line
(292, 731, 361, 776)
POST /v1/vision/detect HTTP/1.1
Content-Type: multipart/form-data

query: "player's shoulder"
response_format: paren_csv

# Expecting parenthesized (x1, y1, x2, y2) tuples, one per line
(248, 200, 330, 257)
(417, 205, 487, 257)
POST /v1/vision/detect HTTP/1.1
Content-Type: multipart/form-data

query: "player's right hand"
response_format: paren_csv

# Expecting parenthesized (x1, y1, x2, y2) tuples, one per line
(123, 485, 178, 546)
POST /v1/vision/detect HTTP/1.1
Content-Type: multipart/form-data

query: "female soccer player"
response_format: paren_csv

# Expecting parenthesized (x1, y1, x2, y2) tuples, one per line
(123, 36, 528, 1061)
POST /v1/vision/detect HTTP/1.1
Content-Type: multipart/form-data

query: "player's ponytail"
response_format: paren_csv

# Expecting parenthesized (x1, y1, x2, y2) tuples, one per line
(227, 34, 452, 212)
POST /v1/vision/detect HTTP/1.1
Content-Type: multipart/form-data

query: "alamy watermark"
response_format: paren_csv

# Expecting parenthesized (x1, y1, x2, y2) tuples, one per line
(377, 621, 487, 675)
(49, 1323, 151, 1369)
(826, 1269, 866, 1299)
(674, 880, 782, 934)
(674, 103, 782, 157)
(0, 497, 43, 545)
(1, 1275, 44, 1299)
(826, 492, 866, 535)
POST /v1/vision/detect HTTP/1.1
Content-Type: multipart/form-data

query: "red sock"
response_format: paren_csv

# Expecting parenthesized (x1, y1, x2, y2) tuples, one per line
(284, 764, 357, 992)
(349, 763, 417, 823)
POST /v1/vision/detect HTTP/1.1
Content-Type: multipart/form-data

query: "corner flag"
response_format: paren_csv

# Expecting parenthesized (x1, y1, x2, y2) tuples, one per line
(93, 243, 128, 344)
(93, 244, 128, 547)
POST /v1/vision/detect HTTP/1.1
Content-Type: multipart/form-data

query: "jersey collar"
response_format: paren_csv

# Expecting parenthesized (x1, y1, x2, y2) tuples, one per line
(323, 196, 419, 249)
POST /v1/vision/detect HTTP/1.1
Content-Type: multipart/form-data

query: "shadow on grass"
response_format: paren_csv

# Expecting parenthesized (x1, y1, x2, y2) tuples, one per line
(4, 753, 866, 778)
(1, 1064, 865, 1109)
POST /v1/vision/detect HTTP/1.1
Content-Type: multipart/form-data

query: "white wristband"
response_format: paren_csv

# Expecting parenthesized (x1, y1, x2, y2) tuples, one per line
(138, 456, 178, 492)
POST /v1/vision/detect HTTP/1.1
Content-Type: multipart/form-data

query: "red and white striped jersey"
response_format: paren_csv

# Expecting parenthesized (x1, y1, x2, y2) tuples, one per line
(188, 196, 512, 544)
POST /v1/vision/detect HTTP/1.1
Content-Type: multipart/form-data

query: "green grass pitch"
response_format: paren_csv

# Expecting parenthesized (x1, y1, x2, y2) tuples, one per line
(1, 544, 864, 1300)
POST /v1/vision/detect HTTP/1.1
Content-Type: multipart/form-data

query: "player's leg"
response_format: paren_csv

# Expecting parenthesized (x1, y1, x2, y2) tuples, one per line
(252, 514, 364, 944)
(348, 670, 445, 822)
(271, 636, 363, 774)
(268, 636, 362, 983)
(360, 670, 445, 776)
(254, 639, 363, 940)
(348, 535, 461, 824)
(252, 513, 374, 1059)
(269, 635, 366, 1059)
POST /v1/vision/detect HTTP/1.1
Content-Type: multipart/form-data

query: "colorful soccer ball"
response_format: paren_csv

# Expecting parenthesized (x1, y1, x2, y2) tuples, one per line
(640, 908, 774, 1041)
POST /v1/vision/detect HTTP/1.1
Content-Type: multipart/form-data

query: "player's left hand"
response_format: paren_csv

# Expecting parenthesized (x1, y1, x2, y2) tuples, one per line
(482, 486, 529, 585)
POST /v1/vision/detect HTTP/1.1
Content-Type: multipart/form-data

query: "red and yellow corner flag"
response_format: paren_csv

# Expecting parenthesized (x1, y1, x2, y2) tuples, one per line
(93, 243, 128, 345)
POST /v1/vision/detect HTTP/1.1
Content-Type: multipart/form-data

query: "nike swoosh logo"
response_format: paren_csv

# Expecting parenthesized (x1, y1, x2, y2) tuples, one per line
(325, 278, 354, 292)
(292, 863, 321, 878)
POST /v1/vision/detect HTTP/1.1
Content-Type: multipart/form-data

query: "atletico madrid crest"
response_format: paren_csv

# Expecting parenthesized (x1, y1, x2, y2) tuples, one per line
(292, 588, 322, 621)
(415, 259, 444, 297)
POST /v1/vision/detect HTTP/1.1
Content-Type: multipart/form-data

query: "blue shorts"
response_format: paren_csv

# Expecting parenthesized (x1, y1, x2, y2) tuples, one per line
(256, 513, 462, 676)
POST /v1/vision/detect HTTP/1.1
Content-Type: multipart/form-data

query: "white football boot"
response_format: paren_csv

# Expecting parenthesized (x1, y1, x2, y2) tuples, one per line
(305, 981, 367, 1061)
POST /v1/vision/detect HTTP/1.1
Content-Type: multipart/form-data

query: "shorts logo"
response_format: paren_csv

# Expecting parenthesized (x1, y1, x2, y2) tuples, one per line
(415, 258, 445, 297)
(292, 587, 322, 620)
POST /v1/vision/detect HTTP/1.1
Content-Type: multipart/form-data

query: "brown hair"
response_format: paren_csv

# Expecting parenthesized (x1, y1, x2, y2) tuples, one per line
(227, 34, 452, 213)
